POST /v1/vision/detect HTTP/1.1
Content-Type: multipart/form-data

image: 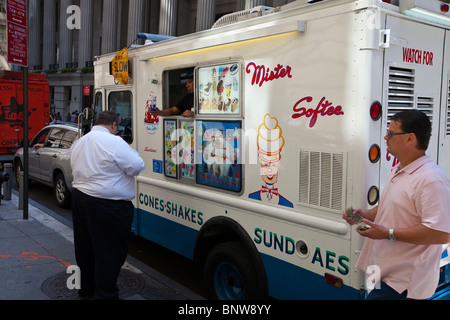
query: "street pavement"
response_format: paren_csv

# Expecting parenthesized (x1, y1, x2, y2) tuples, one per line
(0, 192, 204, 300)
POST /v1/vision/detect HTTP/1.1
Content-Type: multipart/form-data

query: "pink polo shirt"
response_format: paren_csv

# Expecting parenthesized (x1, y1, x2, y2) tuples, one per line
(356, 156, 450, 299)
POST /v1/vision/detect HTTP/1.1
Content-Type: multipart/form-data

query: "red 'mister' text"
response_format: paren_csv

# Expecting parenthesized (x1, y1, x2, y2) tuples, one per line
(246, 62, 293, 87)
(292, 96, 344, 128)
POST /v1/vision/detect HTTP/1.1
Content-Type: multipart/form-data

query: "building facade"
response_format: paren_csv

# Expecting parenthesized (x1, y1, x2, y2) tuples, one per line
(1, 0, 296, 117)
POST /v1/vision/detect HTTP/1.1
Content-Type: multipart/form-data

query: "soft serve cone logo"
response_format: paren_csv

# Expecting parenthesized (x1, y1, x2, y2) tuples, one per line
(249, 114, 293, 208)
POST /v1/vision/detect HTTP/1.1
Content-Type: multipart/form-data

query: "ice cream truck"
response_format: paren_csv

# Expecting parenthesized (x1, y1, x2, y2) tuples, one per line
(93, 0, 450, 299)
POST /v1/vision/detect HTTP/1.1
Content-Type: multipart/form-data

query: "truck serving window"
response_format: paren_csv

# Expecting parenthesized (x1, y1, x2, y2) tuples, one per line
(162, 62, 243, 193)
(162, 68, 194, 113)
(108, 91, 133, 144)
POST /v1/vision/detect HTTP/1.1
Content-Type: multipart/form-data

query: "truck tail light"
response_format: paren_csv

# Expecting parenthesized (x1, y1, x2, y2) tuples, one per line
(369, 144, 380, 163)
(367, 186, 379, 206)
(370, 101, 382, 121)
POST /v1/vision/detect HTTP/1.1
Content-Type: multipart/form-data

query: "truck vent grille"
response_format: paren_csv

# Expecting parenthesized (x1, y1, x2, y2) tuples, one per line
(212, 6, 275, 28)
(386, 66, 434, 127)
(417, 96, 434, 123)
(387, 67, 415, 125)
(299, 150, 344, 212)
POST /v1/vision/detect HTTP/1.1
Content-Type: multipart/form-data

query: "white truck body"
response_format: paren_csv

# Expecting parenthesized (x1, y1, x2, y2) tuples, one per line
(94, 0, 450, 299)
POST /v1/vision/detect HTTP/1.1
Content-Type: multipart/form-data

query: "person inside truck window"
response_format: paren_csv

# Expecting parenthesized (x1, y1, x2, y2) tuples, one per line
(343, 110, 450, 300)
(151, 70, 194, 118)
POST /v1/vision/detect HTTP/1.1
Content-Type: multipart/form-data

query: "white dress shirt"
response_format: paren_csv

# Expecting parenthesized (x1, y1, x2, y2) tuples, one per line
(70, 126, 145, 201)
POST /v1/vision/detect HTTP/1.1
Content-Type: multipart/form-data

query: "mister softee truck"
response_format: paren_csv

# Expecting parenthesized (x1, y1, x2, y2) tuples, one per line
(94, 0, 450, 300)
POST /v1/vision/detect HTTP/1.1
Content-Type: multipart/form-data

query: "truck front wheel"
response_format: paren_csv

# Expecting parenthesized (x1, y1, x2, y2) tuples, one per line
(204, 241, 260, 300)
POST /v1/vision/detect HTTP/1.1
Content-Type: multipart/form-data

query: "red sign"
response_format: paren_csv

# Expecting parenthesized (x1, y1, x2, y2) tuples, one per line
(6, 0, 28, 67)
(83, 86, 90, 96)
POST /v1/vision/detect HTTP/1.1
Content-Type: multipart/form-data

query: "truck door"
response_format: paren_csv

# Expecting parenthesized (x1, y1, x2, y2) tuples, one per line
(380, 15, 445, 190)
(438, 30, 450, 178)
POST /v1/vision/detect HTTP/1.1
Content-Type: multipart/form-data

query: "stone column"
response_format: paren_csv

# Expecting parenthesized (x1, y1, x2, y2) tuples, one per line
(59, 0, 73, 69)
(127, 0, 146, 45)
(101, 0, 118, 54)
(159, 0, 178, 36)
(42, 0, 57, 70)
(78, 0, 94, 68)
(28, 0, 42, 70)
(236, 0, 245, 11)
(245, 0, 266, 9)
(196, 0, 216, 32)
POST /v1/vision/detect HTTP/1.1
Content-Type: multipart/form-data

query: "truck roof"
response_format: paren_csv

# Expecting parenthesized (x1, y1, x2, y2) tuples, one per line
(95, 0, 450, 63)
(213, 0, 450, 29)
(0, 70, 48, 82)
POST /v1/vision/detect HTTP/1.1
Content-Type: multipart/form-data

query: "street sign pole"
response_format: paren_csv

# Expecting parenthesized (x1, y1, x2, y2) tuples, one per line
(22, 66, 28, 220)
(6, 0, 28, 219)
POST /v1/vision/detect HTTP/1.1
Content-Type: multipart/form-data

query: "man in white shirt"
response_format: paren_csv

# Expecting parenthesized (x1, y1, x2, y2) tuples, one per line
(70, 110, 145, 300)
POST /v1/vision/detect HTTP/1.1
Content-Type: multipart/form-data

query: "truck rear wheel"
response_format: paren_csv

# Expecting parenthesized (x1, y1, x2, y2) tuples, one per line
(204, 241, 260, 300)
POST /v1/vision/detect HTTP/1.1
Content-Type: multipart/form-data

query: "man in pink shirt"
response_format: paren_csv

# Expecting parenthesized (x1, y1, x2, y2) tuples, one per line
(343, 110, 450, 300)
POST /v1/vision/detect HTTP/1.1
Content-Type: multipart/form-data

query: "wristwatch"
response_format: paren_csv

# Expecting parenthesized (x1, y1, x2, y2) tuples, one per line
(388, 228, 396, 241)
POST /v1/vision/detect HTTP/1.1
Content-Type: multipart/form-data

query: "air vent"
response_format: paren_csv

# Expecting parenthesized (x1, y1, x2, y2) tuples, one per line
(212, 6, 274, 28)
(299, 150, 344, 212)
(387, 67, 415, 124)
(417, 96, 434, 123)
(386, 66, 435, 127)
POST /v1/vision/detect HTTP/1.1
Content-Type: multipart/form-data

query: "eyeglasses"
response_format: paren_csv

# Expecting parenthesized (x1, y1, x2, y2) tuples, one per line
(386, 130, 410, 139)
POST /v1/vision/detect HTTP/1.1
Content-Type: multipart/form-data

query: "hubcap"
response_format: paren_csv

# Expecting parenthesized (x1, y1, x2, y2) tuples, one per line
(214, 262, 244, 300)
(56, 179, 65, 203)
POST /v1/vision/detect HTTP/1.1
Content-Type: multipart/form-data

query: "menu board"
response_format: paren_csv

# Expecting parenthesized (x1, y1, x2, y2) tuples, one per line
(197, 63, 241, 115)
(196, 120, 242, 192)
(180, 121, 195, 181)
(164, 119, 195, 180)
(164, 119, 177, 178)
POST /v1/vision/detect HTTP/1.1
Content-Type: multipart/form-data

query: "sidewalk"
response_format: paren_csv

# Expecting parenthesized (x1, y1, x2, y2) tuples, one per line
(0, 193, 203, 300)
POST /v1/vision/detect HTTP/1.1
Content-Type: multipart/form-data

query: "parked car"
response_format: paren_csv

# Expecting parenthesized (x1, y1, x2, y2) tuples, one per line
(14, 123, 80, 208)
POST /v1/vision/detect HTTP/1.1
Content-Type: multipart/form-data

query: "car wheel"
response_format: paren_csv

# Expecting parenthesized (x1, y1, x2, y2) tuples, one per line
(54, 173, 71, 208)
(14, 160, 23, 187)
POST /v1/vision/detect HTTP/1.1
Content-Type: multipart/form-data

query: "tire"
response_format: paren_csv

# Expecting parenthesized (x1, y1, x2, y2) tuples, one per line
(54, 173, 71, 208)
(14, 159, 33, 187)
(204, 241, 261, 300)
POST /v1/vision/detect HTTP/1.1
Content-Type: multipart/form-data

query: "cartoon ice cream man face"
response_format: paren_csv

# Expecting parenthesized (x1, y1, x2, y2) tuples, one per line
(249, 114, 293, 208)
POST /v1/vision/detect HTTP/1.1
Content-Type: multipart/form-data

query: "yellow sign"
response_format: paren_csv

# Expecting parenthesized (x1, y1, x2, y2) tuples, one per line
(112, 47, 129, 85)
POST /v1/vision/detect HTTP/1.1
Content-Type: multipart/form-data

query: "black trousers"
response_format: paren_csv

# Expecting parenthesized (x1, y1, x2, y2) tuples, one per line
(72, 188, 134, 300)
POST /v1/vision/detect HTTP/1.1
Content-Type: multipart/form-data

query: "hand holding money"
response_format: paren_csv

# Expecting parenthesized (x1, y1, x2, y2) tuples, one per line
(343, 207, 371, 230)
